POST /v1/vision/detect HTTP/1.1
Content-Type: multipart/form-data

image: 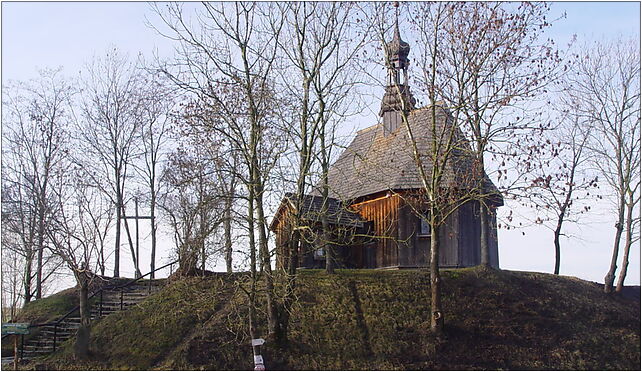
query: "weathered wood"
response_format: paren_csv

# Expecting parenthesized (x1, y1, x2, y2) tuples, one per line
(272, 190, 500, 270)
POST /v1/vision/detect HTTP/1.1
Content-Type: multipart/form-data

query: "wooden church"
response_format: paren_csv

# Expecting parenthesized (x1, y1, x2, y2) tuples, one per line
(270, 22, 502, 270)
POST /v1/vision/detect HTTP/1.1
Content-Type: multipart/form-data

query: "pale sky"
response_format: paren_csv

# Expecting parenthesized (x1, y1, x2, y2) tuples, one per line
(1, 1, 640, 287)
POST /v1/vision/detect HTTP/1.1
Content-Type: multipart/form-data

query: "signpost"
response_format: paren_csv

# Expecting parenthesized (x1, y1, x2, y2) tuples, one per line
(2, 323, 29, 369)
(251, 338, 266, 371)
(1, 323, 29, 336)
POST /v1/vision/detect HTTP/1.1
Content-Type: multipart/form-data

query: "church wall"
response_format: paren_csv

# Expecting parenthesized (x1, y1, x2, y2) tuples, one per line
(458, 201, 481, 267)
(439, 209, 460, 266)
(272, 192, 501, 270)
(350, 192, 401, 268)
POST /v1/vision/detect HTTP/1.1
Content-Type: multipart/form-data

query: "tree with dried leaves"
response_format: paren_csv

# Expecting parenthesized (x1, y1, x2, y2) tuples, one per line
(409, 2, 563, 268)
(159, 146, 223, 276)
(528, 114, 597, 275)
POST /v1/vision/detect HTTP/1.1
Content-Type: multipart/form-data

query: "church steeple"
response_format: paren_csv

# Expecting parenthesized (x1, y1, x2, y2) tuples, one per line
(380, 2, 415, 135)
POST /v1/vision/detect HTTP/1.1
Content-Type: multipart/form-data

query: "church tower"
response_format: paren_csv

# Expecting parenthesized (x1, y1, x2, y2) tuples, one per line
(379, 6, 415, 135)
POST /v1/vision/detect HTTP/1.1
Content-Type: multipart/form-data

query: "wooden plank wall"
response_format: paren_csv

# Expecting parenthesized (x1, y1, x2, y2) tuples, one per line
(458, 201, 480, 267)
(274, 193, 498, 270)
(350, 193, 401, 268)
(397, 198, 459, 268)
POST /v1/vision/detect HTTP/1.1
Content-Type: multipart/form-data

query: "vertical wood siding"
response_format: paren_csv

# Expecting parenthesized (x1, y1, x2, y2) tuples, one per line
(273, 192, 500, 270)
(351, 193, 400, 268)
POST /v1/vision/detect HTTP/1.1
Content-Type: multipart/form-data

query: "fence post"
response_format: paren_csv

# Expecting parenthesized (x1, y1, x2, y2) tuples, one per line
(99, 291, 103, 317)
(148, 276, 152, 295)
(20, 334, 24, 360)
(120, 289, 124, 310)
(53, 325, 57, 352)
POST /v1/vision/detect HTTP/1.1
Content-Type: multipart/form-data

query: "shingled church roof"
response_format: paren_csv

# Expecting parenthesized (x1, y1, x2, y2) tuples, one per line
(321, 104, 503, 204)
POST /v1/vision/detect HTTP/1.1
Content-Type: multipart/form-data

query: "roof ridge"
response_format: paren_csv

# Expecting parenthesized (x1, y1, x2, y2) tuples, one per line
(356, 123, 381, 135)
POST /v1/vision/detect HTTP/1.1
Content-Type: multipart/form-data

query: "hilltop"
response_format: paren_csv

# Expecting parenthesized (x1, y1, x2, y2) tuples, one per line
(14, 267, 642, 370)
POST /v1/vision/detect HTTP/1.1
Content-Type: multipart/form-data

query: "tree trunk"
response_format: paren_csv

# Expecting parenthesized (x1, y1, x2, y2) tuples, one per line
(255, 191, 281, 344)
(35, 221, 44, 299)
(99, 245, 106, 276)
(604, 194, 625, 293)
(74, 277, 90, 359)
(288, 228, 300, 274)
(429, 219, 443, 335)
(322, 213, 334, 274)
(321, 189, 333, 274)
(114, 202, 121, 277)
(23, 257, 33, 304)
(248, 280, 262, 369)
(199, 173, 206, 275)
(150, 208, 156, 279)
(224, 197, 233, 273)
(248, 191, 257, 275)
(324, 231, 334, 274)
(553, 217, 563, 275)
(615, 192, 634, 293)
(479, 202, 490, 267)
(36, 169, 49, 299)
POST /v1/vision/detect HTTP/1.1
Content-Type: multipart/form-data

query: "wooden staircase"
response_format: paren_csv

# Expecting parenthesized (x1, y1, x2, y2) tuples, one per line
(18, 279, 167, 360)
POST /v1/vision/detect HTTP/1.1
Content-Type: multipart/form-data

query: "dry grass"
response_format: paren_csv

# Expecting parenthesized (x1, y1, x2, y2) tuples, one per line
(22, 268, 641, 370)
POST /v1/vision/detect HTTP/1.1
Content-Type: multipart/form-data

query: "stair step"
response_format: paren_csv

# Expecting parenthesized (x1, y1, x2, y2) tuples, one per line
(98, 301, 143, 306)
(39, 331, 74, 337)
(16, 280, 167, 358)
(104, 289, 153, 295)
(23, 345, 54, 351)
(24, 341, 56, 347)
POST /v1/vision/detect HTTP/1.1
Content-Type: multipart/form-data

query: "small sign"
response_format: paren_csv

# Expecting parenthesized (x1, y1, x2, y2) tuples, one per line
(1, 323, 29, 335)
(254, 355, 264, 364)
(251, 338, 265, 346)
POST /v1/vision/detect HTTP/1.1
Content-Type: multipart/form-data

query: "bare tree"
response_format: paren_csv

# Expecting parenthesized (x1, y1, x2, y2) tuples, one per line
(528, 114, 597, 274)
(409, 2, 564, 267)
(132, 70, 175, 278)
(564, 38, 640, 293)
(255, 1, 372, 344)
(279, 3, 372, 276)
(152, 2, 286, 343)
(2, 68, 72, 301)
(78, 49, 145, 277)
(45, 170, 105, 359)
(370, 2, 472, 337)
(159, 146, 223, 276)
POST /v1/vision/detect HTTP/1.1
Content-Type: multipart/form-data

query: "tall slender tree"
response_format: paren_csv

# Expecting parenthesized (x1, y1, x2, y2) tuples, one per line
(46, 168, 105, 359)
(2, 68, 72, 301)
(78, 49, 145, 277)
(563, 39, 640, 293)
(152, 2, 286, 342)
(133, 70, 175, 278)
(528, 114, 596, 274)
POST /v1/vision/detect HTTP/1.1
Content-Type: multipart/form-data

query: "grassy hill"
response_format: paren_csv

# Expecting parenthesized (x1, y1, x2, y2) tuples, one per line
(19, 267, 641, 370)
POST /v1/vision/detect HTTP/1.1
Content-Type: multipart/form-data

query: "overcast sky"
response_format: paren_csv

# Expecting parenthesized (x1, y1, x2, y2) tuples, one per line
(2, 1, 640, 286)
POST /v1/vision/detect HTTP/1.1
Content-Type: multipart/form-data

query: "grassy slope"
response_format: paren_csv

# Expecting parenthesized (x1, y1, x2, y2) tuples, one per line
(2, 288, 79, 357)
(14, 288, 79, 325)
(34, 268, 640, 370)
